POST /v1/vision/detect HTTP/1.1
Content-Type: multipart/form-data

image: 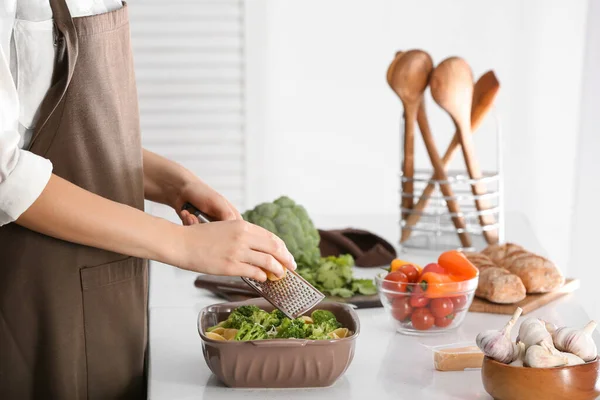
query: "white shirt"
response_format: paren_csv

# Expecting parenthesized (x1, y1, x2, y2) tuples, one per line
(0, 0, 122, 226)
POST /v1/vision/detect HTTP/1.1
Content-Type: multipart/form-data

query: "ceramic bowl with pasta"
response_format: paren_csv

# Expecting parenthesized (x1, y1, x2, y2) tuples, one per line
(197, 298, 360, 388)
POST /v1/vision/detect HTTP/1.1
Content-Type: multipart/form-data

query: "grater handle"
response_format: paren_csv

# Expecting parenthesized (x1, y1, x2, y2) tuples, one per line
(182, 202, 214, 223)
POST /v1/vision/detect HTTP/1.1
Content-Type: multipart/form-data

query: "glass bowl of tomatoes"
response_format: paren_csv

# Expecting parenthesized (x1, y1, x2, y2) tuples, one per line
(375, 251, 479, 335)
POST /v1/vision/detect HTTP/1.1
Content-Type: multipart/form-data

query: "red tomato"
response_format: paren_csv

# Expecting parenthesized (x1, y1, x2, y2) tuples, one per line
(383, 271, 409, 294)
(391, 297, 413, 322)
(409, 285, 430, 308)
(420, 263, 447, 276)
(434, 313, 455, 328)
(411, 308, 435, 330)
(430, 298, 455, 318)
(397, 264, 420, 283)
(451, 295, 469, 311)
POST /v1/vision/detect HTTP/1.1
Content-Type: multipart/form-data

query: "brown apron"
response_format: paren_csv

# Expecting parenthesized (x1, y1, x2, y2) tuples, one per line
(0, 1, 148, 399)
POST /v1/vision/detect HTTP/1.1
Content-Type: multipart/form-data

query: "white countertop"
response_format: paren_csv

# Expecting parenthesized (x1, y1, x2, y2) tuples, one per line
(147, 214, 599, 399)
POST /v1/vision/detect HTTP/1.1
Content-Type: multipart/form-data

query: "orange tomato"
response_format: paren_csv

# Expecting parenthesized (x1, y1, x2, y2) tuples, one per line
(390, 258, 422, 273)
(438, 250, 479, 281)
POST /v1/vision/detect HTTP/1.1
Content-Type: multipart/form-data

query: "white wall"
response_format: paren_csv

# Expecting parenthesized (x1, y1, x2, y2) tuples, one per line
(570, 0, 600, 322)
(244, 0, 589, 275)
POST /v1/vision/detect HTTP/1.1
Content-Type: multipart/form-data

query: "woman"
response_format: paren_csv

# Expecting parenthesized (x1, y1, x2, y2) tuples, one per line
(0, 1, 295, 399)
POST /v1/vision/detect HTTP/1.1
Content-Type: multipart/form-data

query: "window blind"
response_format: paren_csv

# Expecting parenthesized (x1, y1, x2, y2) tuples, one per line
(128, 0, 246, 220)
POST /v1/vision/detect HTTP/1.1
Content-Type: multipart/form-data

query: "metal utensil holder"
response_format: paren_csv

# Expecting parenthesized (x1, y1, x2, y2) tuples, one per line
(399, 169, 504, 252)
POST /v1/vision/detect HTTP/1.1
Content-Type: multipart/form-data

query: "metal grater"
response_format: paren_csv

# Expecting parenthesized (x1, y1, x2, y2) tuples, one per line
(182, 203, 326, 319)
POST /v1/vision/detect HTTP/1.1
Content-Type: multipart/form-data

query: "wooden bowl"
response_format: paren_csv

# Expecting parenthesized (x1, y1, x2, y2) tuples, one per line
(481, 356, 600, 400)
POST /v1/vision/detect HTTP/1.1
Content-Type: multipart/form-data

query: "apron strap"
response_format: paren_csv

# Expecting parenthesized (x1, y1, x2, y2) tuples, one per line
(27, 0, 79, 151)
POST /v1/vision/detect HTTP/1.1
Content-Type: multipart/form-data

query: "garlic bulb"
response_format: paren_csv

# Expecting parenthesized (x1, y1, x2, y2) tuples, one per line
(509, 358, 524, 367)
(542, 320, 558, 334)
(518, 317, 553, 349)
(552, 320, 598, 362)
(561, 351, 585, 366)
(476, 307, 523, 364)
(524, 344, 568, 368)
(509, 342, 526, 367)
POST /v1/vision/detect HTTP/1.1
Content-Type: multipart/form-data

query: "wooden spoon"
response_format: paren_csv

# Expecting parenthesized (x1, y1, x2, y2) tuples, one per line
(388, 51, 471, 247)
(389, 50, 433, 218)
(429, 57, 499, 244)
(401, 71, 500, 243)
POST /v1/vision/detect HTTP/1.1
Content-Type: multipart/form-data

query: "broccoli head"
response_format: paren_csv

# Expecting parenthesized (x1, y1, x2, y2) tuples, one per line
(311, 310, 337, 325)
(242, 196, 321, 267)
(253, 309, 282, 330)
(319, 319, 342, 333)
(234, 321, 268, 341)
(307, 324, 329, 340)
(235, 305, 261, 318)
(276, 318, 306, 339)
(271, 309, 286, 320)
(222, 311, 251, 329)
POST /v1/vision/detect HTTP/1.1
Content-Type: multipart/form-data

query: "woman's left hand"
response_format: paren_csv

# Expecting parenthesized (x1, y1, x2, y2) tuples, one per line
(142, 149, 242, 225)
(175, 178, 242, 225)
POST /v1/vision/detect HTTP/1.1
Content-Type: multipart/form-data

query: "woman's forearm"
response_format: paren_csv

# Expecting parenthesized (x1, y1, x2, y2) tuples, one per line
(142, 149, 193, 208)
(16, 173, 183, 265)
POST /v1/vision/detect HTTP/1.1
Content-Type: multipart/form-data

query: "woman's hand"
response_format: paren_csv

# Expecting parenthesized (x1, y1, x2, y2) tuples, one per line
(175, 178, 241, 225)
(141, 149, 240, 223)
(175, 219, 296, 281)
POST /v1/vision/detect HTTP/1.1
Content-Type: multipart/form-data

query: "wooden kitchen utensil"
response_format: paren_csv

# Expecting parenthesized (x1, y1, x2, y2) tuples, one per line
(482, 355, 600, 400)
(429, 58, 499, 245)
(388, 51, 471, 248)
(388, 50, 433, 218)
(401, 71, 500, 243)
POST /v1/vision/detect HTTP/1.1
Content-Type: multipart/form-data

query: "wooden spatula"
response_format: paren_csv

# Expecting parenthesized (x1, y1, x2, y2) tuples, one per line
(429, 57, 499, 245)
(401, 71, 500, 243)
(388, 50, 433, 218)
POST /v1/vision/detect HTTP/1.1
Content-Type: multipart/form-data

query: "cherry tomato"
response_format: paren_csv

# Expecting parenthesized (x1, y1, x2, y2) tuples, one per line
(430, 298, 455, 318)
(451, 295, 469, 311)
(391, 297, 413, 322)
(397, 264, 420, 283)
(409, 285, 430, 308)
(383, 271, 409, 295)
(411, 308, 435, 330)
(434, 313, 455, 328)
(420, 263, 447, 276)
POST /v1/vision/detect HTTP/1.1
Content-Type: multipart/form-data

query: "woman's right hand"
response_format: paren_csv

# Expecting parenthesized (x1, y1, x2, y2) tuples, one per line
(175, 220, 296, 282)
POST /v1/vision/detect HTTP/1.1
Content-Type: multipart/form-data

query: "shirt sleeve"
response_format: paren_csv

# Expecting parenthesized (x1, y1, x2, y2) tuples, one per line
(0, 6, 53, 226)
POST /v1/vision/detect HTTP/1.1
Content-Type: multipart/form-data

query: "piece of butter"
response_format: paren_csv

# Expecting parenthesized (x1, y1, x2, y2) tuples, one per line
(433, 346, 484, 371)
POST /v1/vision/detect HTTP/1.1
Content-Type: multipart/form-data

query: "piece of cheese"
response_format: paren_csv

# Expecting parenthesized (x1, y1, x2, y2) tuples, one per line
(433, 346, 484, 371)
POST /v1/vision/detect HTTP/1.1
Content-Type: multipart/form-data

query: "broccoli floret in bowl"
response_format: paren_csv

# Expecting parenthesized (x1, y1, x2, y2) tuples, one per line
(234, 321, 268, 341)
(276, 318, 307, 339)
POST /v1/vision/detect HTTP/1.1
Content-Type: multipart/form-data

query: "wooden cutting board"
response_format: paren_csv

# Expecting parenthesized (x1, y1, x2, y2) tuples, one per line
(468, 278, 580, 315)
(194, 274, 382, 309)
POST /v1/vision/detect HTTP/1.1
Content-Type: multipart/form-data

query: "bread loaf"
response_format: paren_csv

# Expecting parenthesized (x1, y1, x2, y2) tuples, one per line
(481, 243, 524, 265)
(505, 253, 565, 293)
(464, 251, 526, 303)
(463, 252, 496, 271)
(475, 267, 527, 304)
